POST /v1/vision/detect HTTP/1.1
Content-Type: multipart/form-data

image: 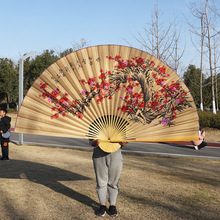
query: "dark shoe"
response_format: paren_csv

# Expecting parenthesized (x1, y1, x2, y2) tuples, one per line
(0, 157, 9, 161)
(95, 205, 106, 216)
(194, 146, 198, 150)
(198, 141, 207, 150)
(108, 205, 118, 217)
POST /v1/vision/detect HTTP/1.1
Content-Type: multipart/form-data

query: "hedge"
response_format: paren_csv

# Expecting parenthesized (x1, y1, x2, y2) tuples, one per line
(198, 110, 220, 129)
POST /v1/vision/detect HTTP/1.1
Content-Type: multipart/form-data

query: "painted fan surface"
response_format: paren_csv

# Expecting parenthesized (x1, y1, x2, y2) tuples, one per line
(15, 45, 199, 152)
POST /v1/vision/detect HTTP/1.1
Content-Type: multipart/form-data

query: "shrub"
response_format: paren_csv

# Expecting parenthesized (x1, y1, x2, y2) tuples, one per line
(198, 110, 220, 129)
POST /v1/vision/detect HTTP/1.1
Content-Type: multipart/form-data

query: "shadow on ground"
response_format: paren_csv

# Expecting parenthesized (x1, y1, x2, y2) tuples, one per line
(0, 159, 99, 209)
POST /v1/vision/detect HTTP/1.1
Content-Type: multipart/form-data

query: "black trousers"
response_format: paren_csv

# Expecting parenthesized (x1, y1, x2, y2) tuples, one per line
(1, 141, 9, 159)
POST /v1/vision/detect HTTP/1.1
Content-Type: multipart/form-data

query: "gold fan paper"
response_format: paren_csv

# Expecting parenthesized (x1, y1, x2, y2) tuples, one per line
(15, 45, 199, 152)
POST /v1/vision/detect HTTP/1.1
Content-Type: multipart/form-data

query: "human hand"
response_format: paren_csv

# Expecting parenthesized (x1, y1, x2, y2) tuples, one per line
(91, 139, 100, 146)
(120, 141, 128, 147)
(201, 131, 205, 138)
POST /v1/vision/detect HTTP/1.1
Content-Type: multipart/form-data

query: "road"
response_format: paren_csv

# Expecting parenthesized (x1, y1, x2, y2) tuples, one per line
(10, 132, 220, 160)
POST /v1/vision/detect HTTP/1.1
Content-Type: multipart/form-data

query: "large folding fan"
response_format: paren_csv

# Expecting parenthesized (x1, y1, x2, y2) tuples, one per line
(15, 45, 199, 152)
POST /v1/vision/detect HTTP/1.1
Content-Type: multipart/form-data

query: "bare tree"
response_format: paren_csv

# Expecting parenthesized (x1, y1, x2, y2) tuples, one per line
(186, 0, 207, 111)
(186, 0, 220, 113)
(127, 0, 176, 67)
(204, 0, 219, 114)
(58, 38, 90, 58)
(200, 0, 205, 111)
(213, 35, 220, 111)
(170, 20, 185, 75)
(72, 38, 89, 51)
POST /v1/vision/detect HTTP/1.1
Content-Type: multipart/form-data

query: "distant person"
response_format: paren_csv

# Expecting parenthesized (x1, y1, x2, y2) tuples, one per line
(0, 108, 11, 160)
(90, 139, 127, 217)
(192, 126, 207, 150)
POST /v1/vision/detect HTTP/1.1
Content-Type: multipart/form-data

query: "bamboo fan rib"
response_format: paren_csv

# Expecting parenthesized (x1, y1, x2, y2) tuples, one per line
(15, 45, 199, 152)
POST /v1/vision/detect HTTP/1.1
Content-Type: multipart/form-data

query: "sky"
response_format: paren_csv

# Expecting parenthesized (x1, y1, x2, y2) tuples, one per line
(0, 0, 219, 71)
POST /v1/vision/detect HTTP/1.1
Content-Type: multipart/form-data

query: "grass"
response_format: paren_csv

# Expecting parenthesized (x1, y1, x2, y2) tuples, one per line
(0, 144, 220, 219)
(204, 127, 220, 142)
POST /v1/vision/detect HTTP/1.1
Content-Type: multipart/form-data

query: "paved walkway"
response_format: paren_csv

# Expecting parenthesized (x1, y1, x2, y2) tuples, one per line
(10, 127, 220, 148)
(157, 141, 220, 147)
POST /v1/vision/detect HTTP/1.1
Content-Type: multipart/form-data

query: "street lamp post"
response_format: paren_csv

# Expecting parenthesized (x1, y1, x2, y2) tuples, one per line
(18, 51, 35, 145)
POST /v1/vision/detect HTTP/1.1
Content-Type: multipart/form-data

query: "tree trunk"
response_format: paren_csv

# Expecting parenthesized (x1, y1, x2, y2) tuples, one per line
(156, 0, 160, 59)
(214, 37, 219, 112)
(200, 0, 204, 111)
(215, 71, 219, 112)
(205, 0, 216, 114)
